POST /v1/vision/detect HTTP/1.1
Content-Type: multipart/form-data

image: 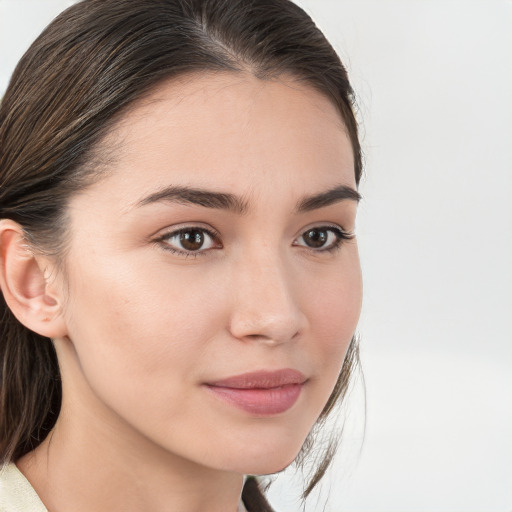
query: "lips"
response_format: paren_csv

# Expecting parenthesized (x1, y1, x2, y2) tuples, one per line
(204, 369, 306, 416)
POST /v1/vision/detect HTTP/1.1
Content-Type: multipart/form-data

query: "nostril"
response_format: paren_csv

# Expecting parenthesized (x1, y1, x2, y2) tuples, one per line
(230, 326, 302, 346)
(242, 333, 277, 343)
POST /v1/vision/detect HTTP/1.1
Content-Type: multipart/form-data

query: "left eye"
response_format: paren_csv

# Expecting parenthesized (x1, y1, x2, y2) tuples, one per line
(160, 228, 218, 253)
(294, 227, 347, 250)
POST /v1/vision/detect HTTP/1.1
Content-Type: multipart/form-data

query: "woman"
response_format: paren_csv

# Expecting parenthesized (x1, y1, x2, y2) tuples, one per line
(0, 0, 363, 510)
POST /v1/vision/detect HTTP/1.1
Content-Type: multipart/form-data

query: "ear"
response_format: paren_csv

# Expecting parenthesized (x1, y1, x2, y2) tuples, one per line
(0, 219, 68, 338)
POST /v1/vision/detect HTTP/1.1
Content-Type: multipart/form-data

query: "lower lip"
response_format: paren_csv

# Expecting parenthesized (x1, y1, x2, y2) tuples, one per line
(205, 383, 304, 415)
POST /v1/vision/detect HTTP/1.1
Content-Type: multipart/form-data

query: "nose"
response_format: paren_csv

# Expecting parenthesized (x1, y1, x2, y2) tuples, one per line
(228, 251, 306, 345)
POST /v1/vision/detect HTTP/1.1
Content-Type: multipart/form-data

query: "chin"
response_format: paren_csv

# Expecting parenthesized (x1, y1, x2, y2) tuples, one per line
(221, 437, 304, 476)
(245, 458, 297, 476)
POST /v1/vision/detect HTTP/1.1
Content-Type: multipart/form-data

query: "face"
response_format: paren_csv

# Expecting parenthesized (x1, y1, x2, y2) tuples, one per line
(55, 72, 362, 475)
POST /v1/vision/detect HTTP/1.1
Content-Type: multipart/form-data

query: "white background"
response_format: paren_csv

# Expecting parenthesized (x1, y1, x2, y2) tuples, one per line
(1, 1, 511, 511)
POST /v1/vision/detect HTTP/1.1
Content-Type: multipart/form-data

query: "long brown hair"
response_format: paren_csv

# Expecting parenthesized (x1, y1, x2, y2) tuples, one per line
(0, 0, 362, 506)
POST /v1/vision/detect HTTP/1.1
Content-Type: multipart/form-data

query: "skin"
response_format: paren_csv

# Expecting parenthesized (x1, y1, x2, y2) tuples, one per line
(12, 72, 362, 512)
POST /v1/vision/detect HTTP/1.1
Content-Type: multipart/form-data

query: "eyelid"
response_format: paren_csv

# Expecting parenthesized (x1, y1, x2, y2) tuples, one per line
(151, 222, 354, 257)
(295, 222, 354, 239)
(293, 223, 354, 252)
(153, 224, 222, 256)
(149, 221, 219, 238)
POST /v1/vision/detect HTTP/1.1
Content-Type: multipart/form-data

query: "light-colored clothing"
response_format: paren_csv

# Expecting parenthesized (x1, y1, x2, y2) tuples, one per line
(0, 463, 47, 512)
(0, 463, 248, 512)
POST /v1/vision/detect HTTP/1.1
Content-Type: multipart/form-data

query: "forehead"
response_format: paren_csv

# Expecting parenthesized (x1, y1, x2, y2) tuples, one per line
(85, 72, 355, 209)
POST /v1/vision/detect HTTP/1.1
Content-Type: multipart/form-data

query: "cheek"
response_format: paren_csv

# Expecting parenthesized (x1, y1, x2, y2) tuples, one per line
(308, 248, 362, 326)
(61, 257, 226, 417)
(66, 254, 222, 346)
(301, 250, 362, 372)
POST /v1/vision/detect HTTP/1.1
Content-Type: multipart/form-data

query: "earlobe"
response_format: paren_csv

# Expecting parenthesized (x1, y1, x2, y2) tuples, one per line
(0, 219, 68, 338)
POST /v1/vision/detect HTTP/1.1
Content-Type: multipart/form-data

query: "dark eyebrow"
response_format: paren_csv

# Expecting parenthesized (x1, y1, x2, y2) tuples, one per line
(136, 183, 360, 215)
(136, 185, 248, 214)
(296, 185, 361, 212)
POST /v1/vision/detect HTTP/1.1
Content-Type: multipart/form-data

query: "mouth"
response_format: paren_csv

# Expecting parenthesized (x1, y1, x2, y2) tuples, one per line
(204, 369, 307, 416)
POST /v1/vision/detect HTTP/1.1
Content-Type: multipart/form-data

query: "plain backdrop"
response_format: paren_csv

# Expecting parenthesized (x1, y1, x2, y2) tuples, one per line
(1, 1, 511, 511)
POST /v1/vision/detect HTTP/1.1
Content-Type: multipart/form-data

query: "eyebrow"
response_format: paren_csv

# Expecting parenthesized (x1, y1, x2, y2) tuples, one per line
(296, 184, 361, 212)
(135, 183, 360, 214)
(136, 185, 249, 214)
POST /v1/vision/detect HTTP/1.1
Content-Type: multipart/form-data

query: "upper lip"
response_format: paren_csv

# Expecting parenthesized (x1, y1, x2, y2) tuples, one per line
(206, 369, 306, 389)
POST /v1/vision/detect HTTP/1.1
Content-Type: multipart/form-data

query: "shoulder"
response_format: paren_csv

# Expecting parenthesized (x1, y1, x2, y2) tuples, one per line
(0, 463, 48, 512)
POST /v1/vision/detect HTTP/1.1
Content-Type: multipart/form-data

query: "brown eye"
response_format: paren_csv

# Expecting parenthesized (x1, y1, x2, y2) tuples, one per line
(180, 230, 205, 251)
(160, 227, 218, 254)
(302, 228, 329, 248)
(295, 226, 349, 251)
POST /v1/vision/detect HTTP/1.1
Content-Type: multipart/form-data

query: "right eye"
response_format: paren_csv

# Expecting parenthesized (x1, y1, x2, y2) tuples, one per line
(157, 227, 221, 256)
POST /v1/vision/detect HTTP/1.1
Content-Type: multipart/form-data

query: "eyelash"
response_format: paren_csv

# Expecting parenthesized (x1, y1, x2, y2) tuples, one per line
(294, 225, 354, 253)
(155, 226, 221, 258)
(154, 224, 354, 257)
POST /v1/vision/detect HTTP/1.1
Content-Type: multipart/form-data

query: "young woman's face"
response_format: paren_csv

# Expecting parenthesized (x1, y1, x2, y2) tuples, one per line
(56, 73, 362, 475)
